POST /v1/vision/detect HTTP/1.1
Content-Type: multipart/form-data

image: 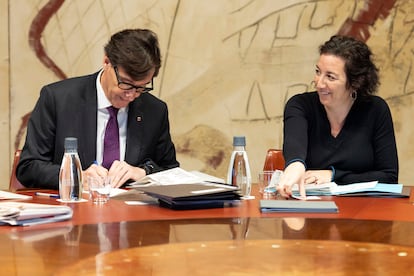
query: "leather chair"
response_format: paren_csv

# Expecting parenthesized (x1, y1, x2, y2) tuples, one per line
(9, 149, 26, 191)
(263, 149, 285, 171)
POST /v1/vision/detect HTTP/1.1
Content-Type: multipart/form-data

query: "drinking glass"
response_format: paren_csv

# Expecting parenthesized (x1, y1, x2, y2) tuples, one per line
(88, 176, 111, 204)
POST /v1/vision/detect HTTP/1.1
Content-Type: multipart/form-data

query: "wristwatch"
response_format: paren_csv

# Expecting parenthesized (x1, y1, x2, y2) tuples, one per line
(142, 162, 155, 175)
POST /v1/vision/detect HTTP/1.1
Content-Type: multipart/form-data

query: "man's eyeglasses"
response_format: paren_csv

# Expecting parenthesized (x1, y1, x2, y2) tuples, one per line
(113, 66, 153, 93)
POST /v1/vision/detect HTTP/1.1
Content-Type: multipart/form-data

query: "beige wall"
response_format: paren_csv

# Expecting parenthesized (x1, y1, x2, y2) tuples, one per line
(1, 0, 10, 188)
(3, 0, 414, 190)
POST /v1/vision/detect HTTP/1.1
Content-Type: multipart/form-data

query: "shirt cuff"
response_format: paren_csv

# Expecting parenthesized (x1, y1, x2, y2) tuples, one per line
(329, 166, 335, 181)
(140, 161, 155, 175)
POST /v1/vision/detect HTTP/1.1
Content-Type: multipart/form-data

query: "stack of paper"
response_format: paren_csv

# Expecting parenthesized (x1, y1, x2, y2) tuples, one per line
(291, 182, 337, 196)
(333, 182, 405, 197)
(134, 182, 241, 210)
(128, 167, 226, 187)
(0, 202, 73, 226)
(292, 181, 405, 197)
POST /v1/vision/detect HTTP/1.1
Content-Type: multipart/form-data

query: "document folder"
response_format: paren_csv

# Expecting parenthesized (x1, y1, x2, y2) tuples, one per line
(0, 202, 73, 226)
(260, 200, 338, 213)
(135, 183, 241, 210)
(291, 181, 405, 197)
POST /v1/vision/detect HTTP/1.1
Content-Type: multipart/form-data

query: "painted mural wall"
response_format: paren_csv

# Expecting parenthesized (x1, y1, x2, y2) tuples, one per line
(2, 0, 413, 189)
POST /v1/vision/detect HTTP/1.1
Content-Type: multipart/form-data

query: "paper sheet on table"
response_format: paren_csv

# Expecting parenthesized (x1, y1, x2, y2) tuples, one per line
(334, 183, 405, 197)
(109, 188, 128, 197)
(110, 189, 158, 205)
(331, 181, 378, 194)
(292, 181, 404, 197)
(291, 182, 337, 196)
(128, 167, 225, 187)
(0, 190, 32, 201)
(291, 195, 321, 200)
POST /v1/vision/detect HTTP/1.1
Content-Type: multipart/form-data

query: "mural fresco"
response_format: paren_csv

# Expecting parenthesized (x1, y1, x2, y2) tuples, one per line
(7, 0, 414, 188)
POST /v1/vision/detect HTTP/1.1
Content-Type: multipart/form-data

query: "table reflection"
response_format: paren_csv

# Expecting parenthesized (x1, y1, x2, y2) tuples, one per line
(56, 239, 414, 275)
(2, 217, 414, 275)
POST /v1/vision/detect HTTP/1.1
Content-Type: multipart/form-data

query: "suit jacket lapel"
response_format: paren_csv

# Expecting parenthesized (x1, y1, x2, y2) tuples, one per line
(78, 74, 98, 166)
(125, 97, 144, 165)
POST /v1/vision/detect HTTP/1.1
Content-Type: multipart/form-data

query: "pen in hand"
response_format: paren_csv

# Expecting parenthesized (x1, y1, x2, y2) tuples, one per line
(35, 192, 60, 199)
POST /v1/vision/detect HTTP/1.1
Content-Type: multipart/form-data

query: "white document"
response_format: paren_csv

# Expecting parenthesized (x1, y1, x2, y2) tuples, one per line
(128, 167, 225, 187)
(292, 181, 379, 196)
(0, 190, 32, 200)
(292, 182, 337, 193)
(109, 188, 128, 197)
(330, 181, 378, 194)
(0, 202, 73, 226)
(188, 170, 226, 183)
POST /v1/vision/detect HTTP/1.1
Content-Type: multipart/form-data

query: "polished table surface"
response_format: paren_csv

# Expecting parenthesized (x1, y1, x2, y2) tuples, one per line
(2, 186, 414, 275)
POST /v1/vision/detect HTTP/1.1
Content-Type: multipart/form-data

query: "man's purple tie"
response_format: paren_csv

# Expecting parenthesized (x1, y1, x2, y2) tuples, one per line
(102, 106, 120, 169)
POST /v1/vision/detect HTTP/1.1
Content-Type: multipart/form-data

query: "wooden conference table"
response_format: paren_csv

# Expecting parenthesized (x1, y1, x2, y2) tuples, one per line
(1, 186, 414, 275)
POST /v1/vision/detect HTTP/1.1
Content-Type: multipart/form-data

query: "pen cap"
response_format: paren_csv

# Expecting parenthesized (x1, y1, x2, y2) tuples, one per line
(233, 136, 246, 147)
(64, 137, 78, 151)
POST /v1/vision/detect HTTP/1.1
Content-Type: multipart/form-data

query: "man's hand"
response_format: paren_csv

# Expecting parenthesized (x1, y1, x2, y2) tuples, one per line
(83, 163, 109, 190)
(107, 160, 146, 188)
(84, 161, 147, 189)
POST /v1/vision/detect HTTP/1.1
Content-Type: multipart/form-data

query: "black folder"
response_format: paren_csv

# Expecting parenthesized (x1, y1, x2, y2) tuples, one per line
(134, 183, 242, 210)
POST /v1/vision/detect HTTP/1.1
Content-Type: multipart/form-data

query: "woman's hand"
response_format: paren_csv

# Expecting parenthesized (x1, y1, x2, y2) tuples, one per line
(304, 170, 333, 184)
(277, 161, 306, 199)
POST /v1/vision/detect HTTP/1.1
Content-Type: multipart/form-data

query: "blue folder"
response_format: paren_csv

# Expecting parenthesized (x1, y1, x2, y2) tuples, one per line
(260, 200, 338, 213)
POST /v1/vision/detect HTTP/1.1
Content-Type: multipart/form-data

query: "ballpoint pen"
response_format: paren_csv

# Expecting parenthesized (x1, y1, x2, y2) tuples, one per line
(35, 192, 60, 199)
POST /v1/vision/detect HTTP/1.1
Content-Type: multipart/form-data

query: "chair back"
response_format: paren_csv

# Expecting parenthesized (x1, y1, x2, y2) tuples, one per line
(263, 149, 285, 171)
(9, 149, 26, 191)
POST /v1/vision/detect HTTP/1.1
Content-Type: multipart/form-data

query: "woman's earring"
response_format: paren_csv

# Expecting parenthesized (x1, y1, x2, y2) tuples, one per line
(351, 90, 357, 100)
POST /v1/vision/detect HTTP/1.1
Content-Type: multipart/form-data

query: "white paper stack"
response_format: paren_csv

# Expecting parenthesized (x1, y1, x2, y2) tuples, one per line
(0, 202, 73, 226)
(128, 167, 225, 187)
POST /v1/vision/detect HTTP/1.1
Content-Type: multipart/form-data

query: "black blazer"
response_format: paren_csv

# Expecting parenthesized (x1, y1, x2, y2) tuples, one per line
(16, 72, 179, 189)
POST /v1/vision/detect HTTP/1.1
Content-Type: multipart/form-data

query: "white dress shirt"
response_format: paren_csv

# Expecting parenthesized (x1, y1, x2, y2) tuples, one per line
(95, 69, 127, 165)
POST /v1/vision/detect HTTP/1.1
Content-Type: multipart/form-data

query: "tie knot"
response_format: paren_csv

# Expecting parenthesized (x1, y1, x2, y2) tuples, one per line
(107, 106, 119, 118)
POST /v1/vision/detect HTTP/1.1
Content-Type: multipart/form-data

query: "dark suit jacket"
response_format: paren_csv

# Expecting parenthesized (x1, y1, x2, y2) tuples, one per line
(16, 72, 179, 189)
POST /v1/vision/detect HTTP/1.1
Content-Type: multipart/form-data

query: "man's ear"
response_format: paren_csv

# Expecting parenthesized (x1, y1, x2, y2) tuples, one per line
(103, 56, 110, 67)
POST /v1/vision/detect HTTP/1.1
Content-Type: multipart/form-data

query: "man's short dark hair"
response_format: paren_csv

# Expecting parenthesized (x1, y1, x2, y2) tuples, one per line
(104, 29, 161, 80)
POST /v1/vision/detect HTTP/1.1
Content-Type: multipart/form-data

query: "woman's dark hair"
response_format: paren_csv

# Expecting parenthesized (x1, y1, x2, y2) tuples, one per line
(319, 35, 379, 97)
(104, 29, 161, 80)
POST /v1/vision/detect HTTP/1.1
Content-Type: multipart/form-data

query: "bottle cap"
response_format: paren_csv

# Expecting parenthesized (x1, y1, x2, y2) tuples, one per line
(64, 137, 78, 150)
(233, 136, 246, 146)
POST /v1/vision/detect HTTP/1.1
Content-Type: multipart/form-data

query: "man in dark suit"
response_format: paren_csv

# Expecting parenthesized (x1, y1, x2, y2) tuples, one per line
(17, 29, 179, 189)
